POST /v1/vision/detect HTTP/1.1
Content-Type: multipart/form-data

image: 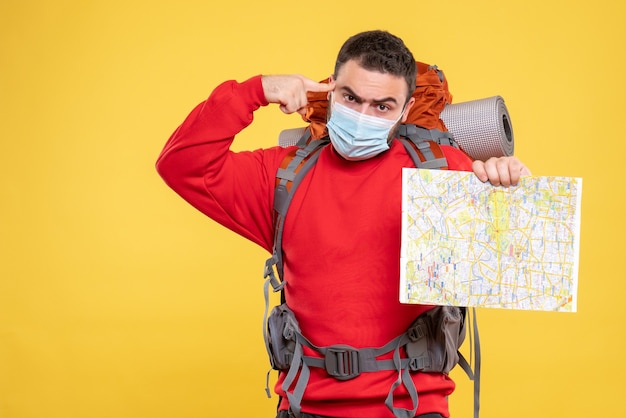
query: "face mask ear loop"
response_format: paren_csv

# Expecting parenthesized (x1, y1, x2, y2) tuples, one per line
(397, 101, 409, 125)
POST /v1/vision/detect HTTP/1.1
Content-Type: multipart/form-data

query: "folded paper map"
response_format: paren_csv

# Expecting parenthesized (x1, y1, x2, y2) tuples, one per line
(400, 168, 582, 312)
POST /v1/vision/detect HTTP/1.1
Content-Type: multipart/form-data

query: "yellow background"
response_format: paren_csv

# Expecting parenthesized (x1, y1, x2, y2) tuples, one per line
(1, 0, 624, 417)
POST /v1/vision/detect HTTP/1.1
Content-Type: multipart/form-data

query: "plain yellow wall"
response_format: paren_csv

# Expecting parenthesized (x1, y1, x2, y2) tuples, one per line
(1, 0, 625, 417)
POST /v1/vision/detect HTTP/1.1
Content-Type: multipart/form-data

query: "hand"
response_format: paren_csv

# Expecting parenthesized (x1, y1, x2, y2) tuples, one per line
(472, 156, 531, 187)
(262, 75, 335, 116)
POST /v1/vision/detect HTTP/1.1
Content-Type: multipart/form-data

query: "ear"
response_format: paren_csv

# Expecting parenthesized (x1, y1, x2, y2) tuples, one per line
(401, 97, 416, 123)
(327, 74, 335, 100)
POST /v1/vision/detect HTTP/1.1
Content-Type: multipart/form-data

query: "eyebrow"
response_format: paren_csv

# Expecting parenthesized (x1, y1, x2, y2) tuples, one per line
(340, 86, 399, 105)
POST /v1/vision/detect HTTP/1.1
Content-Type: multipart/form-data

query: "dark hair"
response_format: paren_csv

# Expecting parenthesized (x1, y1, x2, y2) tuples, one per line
(334, 30, 417, 99)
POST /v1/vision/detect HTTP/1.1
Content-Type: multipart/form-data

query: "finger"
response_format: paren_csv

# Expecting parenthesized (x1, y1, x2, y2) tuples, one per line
(482, 158, 502, 186)
(296, 106, 308, 117)
(495, 158, 512, 187)
(472, 160, 489, 183)
(280, 94, 308, 114)
(506, 157, 531, 186)
(478, 157, 508, 187)
(282, 101, 308, 115)
(279, 102, 305, 114)
(474, 157, 531, 187)
(304, 78, 335, 93)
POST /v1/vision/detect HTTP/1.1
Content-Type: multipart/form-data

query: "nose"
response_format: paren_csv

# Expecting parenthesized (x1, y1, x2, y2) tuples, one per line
(354, 102, 373, 116)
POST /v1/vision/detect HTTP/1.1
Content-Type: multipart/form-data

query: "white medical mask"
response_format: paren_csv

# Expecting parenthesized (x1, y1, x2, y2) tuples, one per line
(327, 97, 404, 161)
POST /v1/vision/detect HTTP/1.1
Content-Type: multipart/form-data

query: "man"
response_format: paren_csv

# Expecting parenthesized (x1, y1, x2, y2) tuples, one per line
(157, 30, 529, 418)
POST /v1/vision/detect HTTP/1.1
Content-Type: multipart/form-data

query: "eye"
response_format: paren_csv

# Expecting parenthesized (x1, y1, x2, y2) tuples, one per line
(375, 103, 391, 113)
(342, 93, 357, 103)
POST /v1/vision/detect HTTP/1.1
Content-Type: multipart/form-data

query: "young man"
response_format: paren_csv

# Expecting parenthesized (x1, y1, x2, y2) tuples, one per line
(157, 30, 529, 418)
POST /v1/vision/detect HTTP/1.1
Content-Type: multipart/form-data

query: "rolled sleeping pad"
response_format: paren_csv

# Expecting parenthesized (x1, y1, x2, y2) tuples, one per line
(440, 95, 514, 161)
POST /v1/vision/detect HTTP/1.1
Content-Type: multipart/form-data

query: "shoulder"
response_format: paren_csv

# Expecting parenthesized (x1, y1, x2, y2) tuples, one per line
(440, 145, 474, 172)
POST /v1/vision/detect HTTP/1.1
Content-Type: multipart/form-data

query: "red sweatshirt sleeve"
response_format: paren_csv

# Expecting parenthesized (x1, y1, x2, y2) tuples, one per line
(156, 75, 289, 252)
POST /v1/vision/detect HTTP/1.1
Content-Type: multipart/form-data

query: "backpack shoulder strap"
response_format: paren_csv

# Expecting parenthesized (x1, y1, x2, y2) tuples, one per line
(397, 124, 458, 170)
(264, 135, 330, 293)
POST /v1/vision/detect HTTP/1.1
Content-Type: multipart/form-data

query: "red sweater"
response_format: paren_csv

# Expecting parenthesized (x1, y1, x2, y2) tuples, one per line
(156, 75, 474, 417)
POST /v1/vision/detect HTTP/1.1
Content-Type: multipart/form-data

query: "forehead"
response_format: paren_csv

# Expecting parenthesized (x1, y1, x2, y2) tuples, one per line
(335, 59, 409, 102)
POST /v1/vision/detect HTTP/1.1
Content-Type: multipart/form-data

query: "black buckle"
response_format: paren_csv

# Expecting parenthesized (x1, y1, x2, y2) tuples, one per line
(409, 356, 429, 371)
(324, 345, 360, 380)
(408, 323, 425, 342)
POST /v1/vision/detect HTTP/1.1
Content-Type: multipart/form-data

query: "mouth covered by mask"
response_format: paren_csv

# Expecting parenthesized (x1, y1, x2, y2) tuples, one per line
(326, 98, 403, 161)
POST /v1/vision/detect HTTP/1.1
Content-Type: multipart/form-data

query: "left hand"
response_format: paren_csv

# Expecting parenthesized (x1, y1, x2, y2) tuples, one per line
(472, 156, 531, 187)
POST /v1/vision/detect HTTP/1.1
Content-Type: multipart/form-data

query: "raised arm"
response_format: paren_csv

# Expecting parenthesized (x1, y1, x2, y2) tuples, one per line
(156, 74, 334, 252)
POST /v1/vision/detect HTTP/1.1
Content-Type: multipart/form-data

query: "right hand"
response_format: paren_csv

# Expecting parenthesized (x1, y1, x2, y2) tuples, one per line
(472, 156, 531, 187)
(262, 75, 335, 115)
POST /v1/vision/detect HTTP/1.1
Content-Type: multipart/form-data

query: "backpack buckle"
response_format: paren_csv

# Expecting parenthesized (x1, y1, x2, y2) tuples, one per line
(408, 323, 425, 342)
(324, 345, 360, 380)
(409, 356, 430, 371)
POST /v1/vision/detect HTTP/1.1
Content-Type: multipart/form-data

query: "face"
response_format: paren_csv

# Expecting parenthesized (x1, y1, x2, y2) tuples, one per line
(330, 59, 415, 122)
(328, 59, 415, 143)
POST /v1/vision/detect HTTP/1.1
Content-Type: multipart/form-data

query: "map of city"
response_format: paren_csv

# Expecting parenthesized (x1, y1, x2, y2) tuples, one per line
(400, 168, 582, 312)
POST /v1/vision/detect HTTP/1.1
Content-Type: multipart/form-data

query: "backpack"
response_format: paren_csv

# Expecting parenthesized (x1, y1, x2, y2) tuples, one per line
(263, 62, 481, 418)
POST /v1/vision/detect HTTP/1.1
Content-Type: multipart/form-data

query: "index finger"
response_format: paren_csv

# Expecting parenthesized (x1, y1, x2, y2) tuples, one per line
(304, 78, 335, 93)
